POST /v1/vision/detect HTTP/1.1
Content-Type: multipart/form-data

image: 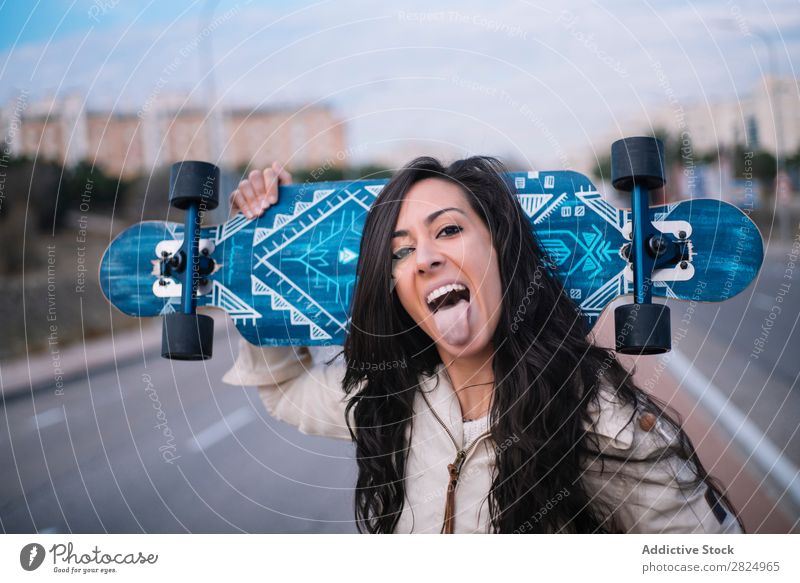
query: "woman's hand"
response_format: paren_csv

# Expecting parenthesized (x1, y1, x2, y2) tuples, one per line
(229, 161, 293, 219)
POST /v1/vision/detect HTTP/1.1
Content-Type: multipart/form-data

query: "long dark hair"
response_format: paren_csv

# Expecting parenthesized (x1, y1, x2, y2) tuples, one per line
(339, 156, 743, 533)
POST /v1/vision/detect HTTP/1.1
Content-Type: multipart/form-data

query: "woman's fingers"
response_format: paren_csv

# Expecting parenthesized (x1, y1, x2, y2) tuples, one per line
(263, 168, 278, 204)
(248, 169, 266, 199)
(248, 169, 271, 215)
(229, 162, 291, 219)
(263, 162, 291, 204)
(273, 161, 293, 185)
(230, 188, 250, 217)
(237, 179, 259, 218)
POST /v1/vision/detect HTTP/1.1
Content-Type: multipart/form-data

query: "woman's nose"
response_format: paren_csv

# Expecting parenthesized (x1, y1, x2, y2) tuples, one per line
(415, 240, 444, 274)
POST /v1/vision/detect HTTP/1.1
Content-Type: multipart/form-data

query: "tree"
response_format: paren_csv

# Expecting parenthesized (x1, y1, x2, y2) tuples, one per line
(731, 145, 777, 183)
(63, 161, 129, 213)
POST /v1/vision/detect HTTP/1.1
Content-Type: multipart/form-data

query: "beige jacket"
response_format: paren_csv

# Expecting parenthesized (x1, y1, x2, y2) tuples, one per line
(222, 339, 742, 534)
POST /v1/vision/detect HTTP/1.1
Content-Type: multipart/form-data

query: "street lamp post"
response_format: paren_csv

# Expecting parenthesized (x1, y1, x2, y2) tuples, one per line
(198, 0, 227, 224)
(750, 26, 790, 241)
(714, 19, 788, 241)
(200, 0, 223, 164)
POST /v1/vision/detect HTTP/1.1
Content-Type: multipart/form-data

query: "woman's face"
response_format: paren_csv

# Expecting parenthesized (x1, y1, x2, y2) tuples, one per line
(390, 178, 503, 359)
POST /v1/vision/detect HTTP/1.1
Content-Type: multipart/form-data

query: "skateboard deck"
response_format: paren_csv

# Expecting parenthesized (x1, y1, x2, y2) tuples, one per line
(100, 171, 764, 346)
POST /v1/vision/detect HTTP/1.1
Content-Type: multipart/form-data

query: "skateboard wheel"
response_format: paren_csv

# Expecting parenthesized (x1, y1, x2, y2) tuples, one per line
(161, 312, 214, 360)
(614, 302, 671, 355)
(169, 161, 220, 211)
(611, 137, 666, 192)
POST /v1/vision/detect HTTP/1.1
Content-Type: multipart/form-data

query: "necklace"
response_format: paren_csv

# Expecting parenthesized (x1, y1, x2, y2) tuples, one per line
(458, 380, 494, 390)
(457, 380, 494, 422)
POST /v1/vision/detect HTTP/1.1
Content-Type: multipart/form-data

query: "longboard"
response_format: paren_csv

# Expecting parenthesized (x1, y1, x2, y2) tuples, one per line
(100, 170, 763, 346)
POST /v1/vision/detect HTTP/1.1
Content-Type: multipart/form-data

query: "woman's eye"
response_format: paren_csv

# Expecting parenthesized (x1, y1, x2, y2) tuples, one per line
(392, 247, 413, 260)
(438, 225, 463, 237)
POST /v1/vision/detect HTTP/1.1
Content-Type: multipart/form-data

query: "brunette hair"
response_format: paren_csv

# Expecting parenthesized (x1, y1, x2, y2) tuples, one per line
(338, 156, 743, 533)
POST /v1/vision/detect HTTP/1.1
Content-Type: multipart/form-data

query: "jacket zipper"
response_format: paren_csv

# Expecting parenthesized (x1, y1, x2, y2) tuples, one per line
(420, 390, 492, 533)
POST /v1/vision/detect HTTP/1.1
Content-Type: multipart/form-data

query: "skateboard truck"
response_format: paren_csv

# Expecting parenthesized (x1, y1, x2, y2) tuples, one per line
(611, 137, 677, 355)
(160, 161, 220, 360)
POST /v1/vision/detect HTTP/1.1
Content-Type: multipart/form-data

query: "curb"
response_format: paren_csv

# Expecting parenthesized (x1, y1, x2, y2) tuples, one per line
(0, 311, 231, 401)
(0, 320, 162, 400)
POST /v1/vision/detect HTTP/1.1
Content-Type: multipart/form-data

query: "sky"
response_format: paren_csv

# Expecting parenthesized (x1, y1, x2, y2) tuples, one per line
(1, 0, 798, 170)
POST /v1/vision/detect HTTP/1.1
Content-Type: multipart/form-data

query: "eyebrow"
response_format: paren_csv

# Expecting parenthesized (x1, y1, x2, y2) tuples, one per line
(391, 207, 467, 238)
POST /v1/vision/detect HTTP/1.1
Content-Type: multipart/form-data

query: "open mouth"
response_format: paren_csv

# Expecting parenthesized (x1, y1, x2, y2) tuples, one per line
(425, 283, 471, 314)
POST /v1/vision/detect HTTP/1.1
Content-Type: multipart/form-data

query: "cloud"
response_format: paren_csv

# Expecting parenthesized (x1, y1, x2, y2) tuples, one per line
(1, 0, 798, 169)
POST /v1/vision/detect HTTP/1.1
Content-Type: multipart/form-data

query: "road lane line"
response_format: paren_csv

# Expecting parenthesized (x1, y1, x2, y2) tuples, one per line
(29, 407, 65, 430)
(664, 348, 800, 509)
(187, 407, 256, 453)
(752, 292, 775, 311)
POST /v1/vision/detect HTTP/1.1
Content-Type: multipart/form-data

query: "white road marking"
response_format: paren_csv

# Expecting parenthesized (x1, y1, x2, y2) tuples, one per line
(665, 349, 800, 509)
(187, 407, 256, 453)
(30, 407, 65, 430)
(752, 292, 775, 311)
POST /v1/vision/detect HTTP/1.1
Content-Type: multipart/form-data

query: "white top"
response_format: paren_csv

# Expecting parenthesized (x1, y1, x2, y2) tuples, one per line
(462, 415, 489, 449)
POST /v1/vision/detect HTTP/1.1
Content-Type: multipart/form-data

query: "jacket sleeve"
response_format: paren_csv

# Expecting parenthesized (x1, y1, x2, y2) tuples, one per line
(222, 338, 354, 441)
(580, 389, 743, 534)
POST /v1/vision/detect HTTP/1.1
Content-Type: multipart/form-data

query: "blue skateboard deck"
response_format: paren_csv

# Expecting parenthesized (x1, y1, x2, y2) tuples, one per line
(100, 171, 764, 346)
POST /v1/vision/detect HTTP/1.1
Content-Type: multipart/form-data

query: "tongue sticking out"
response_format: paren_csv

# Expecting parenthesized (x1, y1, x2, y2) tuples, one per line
(432, 299, 471, 345)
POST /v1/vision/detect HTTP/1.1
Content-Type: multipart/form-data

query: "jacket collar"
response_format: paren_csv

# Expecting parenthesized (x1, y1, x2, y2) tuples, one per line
(582, 384, 635, 450)
(419, 363, 466, 447)
(425, 363, 634, 451)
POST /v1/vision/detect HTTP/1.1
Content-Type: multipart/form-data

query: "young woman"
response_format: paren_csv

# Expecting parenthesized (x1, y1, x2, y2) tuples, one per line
(223, 158, 744, 534)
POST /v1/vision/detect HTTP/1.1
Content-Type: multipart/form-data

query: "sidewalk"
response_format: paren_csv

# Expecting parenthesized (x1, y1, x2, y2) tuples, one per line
(0, 320, 162, 400)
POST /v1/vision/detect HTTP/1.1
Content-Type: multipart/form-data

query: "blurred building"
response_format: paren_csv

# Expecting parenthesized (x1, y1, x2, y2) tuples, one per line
(588, 75, 799, 203)
(649, 75, 800, 157)
(1, 93, 347, 178)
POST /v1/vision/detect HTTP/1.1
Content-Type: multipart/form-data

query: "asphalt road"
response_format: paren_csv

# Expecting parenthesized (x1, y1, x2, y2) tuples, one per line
(662, 240, 800, 469)
(0, 329, 359, 533)
(1, 246, 797, 533)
